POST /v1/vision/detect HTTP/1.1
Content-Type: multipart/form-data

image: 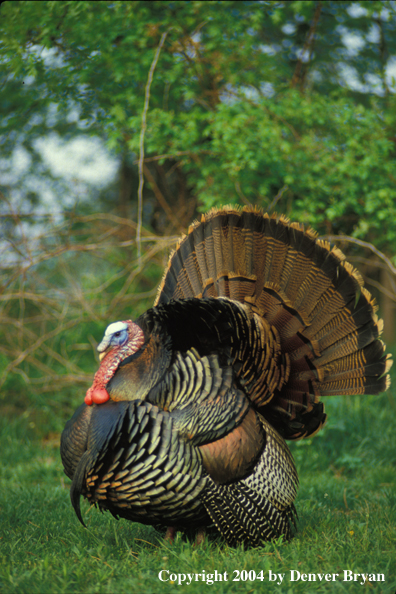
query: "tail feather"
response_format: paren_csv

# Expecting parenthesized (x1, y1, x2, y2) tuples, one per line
(155, 206, 392, 440)
(179, 234, 204, 297)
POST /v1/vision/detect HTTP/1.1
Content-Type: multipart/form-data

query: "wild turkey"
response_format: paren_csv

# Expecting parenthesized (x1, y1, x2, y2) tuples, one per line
(61, 206, 392, 547)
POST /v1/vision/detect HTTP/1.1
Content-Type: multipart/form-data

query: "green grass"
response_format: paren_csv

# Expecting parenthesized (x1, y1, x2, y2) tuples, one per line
(1, 389, 396, 594)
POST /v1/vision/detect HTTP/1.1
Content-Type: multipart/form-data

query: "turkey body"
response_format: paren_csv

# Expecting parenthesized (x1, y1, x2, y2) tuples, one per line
(61, 206, 391, 547)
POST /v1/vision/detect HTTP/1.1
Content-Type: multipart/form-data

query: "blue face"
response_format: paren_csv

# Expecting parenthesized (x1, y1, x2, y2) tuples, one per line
(97, 321, 129, 355)
(109, 327, 128, 347)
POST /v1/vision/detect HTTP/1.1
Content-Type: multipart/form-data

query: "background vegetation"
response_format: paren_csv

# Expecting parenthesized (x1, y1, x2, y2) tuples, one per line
(1, 1, 396, 592)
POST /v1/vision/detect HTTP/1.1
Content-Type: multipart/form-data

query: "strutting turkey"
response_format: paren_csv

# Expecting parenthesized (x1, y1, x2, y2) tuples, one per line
(61, 206, 392, 547)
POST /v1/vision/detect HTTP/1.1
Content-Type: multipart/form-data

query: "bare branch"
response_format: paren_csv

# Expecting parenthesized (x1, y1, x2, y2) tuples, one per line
(132, 149, 213, 164)
(322, 234, 396, 276)
(235, 182, 250, 205)
(361, 274, 396, 302)
(143, 163, 182, 231)
(268, 185, 289, 213)
(137, 29, 171, 266)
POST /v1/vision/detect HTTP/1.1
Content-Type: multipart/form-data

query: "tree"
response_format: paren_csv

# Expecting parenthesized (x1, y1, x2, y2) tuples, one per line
(1, 1, 396, 235)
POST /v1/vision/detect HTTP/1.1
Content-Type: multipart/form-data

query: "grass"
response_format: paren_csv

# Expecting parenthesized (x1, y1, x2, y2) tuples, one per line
(1, 388, 396, 594)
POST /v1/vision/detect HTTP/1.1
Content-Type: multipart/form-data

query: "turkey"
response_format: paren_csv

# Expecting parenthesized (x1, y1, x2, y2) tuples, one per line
(61, 206, 392, 547)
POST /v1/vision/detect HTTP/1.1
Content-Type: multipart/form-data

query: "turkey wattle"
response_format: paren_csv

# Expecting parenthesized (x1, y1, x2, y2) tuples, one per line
(61, 206, 392, 547)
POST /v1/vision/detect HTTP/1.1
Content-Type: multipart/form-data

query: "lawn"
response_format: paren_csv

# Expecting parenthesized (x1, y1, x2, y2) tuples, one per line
(1, 384, 395, 594)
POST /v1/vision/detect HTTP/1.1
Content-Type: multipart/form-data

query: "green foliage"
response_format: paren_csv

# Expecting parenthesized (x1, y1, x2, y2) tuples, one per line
(1, 1, 396, 246)
(1, 387, 396, 593)
(183, 93, 396, 243)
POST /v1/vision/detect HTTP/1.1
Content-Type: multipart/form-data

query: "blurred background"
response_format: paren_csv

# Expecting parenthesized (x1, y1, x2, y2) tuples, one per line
(1, 0, 395, 435)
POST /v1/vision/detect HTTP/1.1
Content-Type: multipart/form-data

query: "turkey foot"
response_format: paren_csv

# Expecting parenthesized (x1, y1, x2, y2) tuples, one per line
(164, 526, 177, 543)
(195, 528, 206, 546)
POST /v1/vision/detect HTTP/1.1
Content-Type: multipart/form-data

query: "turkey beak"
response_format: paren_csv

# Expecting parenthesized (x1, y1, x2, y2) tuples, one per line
(97, 335, 112, 361)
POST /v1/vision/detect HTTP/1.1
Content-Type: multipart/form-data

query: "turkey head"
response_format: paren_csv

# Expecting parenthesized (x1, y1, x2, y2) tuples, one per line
(84, 320, 145, 405)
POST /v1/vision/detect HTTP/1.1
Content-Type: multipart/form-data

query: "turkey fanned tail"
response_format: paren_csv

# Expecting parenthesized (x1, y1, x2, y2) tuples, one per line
(61, 205, 391, 547)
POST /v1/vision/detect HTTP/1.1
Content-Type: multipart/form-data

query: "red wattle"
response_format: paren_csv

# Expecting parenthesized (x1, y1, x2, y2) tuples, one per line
(91, 387, 110, 404)
(84, 387, 110, 405)
(84, 390, 93, 405)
